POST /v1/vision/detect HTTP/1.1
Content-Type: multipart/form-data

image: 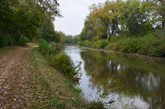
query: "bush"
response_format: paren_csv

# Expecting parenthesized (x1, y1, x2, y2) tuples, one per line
(150, 40, 165, 57)
(104, 33, 165, 57)
(87, 101, 105, 109)
(18, 36, 29, 46)
(8, 36, 16, 46)
(49, 52, 77, 76)
(100, 40, 109, 49)
(137, 35, 158, 55)
(105, 42, 121, 51)
(38, 39, 53, 54)
(79, 40, 91, 47)
(38, 39, 78, 80)
(121, 38, 142, 53)
(0, 33, 15, 47)
(91, 40, 109, 49)
(0, 33, 8, 47)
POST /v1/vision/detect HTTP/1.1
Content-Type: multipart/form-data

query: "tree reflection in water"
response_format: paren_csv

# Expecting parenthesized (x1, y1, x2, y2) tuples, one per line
(64, 46, 165, 108)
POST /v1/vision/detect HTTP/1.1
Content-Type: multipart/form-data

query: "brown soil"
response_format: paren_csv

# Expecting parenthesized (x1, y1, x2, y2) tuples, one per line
(0, 44, 37, 108)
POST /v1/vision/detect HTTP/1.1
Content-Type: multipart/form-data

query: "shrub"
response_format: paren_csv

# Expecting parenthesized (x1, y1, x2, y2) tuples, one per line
(150, 40, 165, 57)
(105, 42, 121, 51)
(7, 36, 16, 46)
(38, 39, 53, 54)
(0, 33, 8, 47)
(87, 101, 105, 109)
(79, 40, 91, 47)
(47, 52, 79, 81)
(137, 35, 158, 55)
(100, 40, 109, 49)
(0, 33, 16, 47)
(121, 38, 142, 53)
(0, 33, 11, 47)
(18, 36, 29, 46)
(91, 40, 100, 48)
(49, 52, 77, 76)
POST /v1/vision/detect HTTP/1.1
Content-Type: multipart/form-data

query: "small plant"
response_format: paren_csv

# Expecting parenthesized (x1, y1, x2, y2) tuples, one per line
(18, 36, 29, 46)
(49, 52, 77, 77)
(88, 101, 105, 109)
(38, 39, 53, 54)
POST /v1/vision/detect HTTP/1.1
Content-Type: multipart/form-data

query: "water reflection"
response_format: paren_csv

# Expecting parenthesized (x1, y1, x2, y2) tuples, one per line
(64, 46, 165, 108)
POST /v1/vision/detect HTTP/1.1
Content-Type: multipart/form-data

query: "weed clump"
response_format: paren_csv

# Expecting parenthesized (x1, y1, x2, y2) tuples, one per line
(18, 36, 29, 46)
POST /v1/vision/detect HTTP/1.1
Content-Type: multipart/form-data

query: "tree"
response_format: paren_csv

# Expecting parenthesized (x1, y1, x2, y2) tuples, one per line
(89, 3, 112, 40)
(89, 0, 125, 40)
(0, 0, 60, 45)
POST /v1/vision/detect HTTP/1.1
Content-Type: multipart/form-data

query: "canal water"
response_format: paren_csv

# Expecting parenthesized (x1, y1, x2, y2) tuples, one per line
(63, 46, 165, 109)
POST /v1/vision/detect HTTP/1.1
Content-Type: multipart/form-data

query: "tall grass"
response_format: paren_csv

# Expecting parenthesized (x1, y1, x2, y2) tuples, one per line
(38, 39, 78, 80)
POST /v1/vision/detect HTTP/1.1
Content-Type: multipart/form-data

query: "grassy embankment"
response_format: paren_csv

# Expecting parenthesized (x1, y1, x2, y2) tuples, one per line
(0, 42, 105, 108)
(28, 39, 105, 108)
(78, 33, 165, 57)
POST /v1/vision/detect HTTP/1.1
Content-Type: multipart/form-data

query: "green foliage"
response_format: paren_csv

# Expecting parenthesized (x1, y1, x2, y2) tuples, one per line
(49, 52, 77, 76)
(38, 39, 78, 79)
(79, 40, 91, 47)
(79, 40, 109, 49)
(0, 33, 16, 47)
(78, 0, 165, 57)
(0, 34, 10, 47)
(38, 39, 53, 54)
(100, 40, 109, 49)
(65, 35, 73, 44)
(150, 40, 165, 57)
(88, 101, 105, 109)
(40, 21, 61, 43)
(137, 35, 165, 56)
(18, 36, 29, 46)
(121, 38, 142, 53)
(0, 0, 60, 47)
(105, 34, 165, 57)
(72, 87, 82, 93)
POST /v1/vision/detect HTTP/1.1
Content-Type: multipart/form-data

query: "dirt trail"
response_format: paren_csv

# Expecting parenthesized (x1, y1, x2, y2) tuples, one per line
(0, 43, 37, 108)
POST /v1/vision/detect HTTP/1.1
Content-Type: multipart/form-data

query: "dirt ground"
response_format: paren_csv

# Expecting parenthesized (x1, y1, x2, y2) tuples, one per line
(0, 43, 37, 108)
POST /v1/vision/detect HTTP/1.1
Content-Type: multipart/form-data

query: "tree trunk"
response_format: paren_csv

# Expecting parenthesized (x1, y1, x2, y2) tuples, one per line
(107, 26, 110, 40)
(161, 1, 165, 30)
(163, 5, 165, 30)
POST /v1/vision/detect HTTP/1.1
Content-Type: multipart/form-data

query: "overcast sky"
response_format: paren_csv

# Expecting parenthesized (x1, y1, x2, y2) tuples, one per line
(54, 0, 106, 36)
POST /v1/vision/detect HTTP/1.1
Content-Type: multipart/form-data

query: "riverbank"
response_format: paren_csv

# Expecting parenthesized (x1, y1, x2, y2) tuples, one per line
(0, 44, 105, 108)
(77, 45, 165, 59)
(64, 45, 165, 108)
(77, 34, 165, 57)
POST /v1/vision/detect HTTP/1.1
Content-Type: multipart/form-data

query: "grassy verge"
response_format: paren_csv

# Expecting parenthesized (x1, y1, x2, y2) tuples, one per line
(28, 48, 105, 109)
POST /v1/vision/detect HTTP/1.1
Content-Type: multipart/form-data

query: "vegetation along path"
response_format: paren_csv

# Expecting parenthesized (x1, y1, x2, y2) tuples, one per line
(0, 43, 101, 109)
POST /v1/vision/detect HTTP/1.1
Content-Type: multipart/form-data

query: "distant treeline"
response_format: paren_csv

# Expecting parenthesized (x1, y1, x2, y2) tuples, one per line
(69, 0, 165, 57)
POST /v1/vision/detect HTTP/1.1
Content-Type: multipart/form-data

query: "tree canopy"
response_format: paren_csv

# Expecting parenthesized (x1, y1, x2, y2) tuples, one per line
(79, 0, 164, 40)
(0, 0, 61, 47)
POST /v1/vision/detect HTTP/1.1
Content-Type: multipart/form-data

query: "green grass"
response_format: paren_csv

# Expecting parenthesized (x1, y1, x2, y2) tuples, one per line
(28, 48, 105, 109)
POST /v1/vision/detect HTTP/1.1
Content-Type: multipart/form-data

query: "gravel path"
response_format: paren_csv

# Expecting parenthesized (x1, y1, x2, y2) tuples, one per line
(0, 44, 36, 109)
